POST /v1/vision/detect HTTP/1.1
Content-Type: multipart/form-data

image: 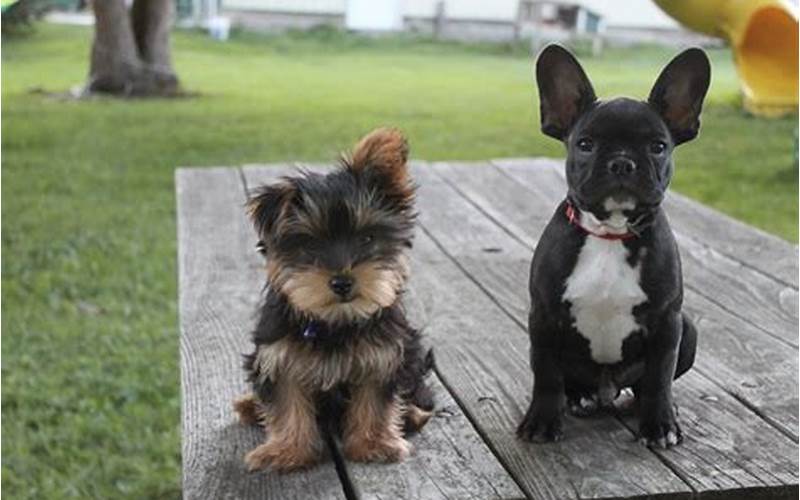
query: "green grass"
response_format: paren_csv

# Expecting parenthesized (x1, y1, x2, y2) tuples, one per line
(2, 23, 796, 499)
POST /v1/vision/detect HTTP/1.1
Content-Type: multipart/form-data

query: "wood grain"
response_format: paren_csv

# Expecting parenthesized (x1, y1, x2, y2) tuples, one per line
(177, 167, 344, 500)
(415, 161, 798, 497)
(243, 164, 525, 500)
(624, 370, 798, 498)
(243, 163, 690, 499)
(431, 160, 799, 437)
(407, 230, 690, 500)
(179, 160, 798, 499)
(462, 162, 798, 437)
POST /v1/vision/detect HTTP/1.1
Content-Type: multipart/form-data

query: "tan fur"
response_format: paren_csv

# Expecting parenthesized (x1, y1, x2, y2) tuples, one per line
(255, 333, 404, 391)
(265, 256, 295, 290)
(279, 253, 409, 324)
(347, 128, 412, 197)
(248, 319, 411, 470)
(244, 380, 323, 471)
(343, 385, 410, 463)
(233, 393, 267, 426)
(405, 404, 433, 432)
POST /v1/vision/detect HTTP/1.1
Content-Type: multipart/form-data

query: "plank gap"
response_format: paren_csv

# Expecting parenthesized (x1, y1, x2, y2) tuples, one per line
(418, 160, 797, 496)
(721, 385, 799, 442)
(417, 223, 526, 332)
(241, 163, 525, 499)
(416, 216, 693, 497)
(435, 170, 533, 252)
(429, 365, 531, 500)
(684, 282, 797, 349)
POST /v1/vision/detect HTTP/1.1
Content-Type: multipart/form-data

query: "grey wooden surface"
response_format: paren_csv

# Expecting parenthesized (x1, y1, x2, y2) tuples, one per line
(177, 158, 799, 499)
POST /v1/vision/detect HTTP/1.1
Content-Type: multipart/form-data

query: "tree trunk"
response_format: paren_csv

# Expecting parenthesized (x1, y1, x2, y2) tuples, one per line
(87, 0, 180, 97)
(131, 0, 179, 92)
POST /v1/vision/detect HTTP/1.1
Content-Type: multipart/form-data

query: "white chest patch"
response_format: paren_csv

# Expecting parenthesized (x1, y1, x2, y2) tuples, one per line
(563, 236, 647, 364)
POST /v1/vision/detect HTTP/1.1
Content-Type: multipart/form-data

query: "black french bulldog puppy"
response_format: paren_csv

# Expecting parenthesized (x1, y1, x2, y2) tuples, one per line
(517, 45, 710, 448)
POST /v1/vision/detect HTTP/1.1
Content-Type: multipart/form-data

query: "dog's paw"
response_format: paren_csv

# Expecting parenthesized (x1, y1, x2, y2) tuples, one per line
(244, 440, 319, 472)
(568, 395, 599, 418)
(638, 413, 682, 449)
(344, 435, 412, 463)
(517, 402, 564, 443)
(404, 404, 434, 433)
(638, 396, 683, 448)
(233, 393, 266, 426)
(611, 387, 637, 416)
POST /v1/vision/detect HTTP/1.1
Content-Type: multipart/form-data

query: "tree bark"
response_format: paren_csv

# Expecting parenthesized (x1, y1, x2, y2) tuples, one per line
(87, 0, 180, 97)
(131, 0, 179, 92)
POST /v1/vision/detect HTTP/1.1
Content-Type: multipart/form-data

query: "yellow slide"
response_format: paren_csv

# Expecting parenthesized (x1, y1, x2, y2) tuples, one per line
(654, 0, 798, 117)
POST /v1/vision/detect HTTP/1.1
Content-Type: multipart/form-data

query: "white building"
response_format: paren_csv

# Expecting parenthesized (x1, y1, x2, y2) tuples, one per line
(191, 0, 711, 45)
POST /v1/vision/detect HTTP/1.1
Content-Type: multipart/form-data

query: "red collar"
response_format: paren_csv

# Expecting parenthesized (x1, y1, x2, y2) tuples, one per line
(565, 201, 637, 241)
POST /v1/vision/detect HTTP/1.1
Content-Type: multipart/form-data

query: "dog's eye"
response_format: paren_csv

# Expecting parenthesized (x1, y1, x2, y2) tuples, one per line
(577, 138, 594, 153)
(650, 141, 667, 155)
(359, 234, 373, 246)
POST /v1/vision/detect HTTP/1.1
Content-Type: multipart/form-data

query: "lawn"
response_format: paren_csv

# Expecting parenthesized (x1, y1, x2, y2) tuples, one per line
(2, 23, 796, 499)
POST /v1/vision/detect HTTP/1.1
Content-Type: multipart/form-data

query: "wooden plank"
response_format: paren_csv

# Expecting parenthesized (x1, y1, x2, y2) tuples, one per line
(494, 159, 799, 348)
(493, 158, 799, 288)
(415, 162, 798, 497)
(176, 167, 344, 500)
(408, 226, 690, 499)
(624, 371, 798, 498)
(244, 163, 689, 499)
(664, 192, 798, 288)
(434, 161, 799, 437)
(343, 377, 525, 500)
(242, 165, 525, 500)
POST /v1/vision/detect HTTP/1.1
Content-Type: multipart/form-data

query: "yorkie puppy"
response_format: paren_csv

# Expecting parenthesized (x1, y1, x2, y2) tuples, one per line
(234, 128, 434, 472)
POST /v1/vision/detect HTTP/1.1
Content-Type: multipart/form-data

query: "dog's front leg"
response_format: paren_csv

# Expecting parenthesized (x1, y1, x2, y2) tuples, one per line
(343, 382, 410, 462)
(638, 310, 682, 448)
(517, 313, 565, 442)
(244, 379, 324, 471)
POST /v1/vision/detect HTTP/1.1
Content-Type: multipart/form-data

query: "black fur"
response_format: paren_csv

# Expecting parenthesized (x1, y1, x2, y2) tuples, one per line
(518, 45, 708, 447)
(252, 168, 415, 271)
(242, 129, 433, 443)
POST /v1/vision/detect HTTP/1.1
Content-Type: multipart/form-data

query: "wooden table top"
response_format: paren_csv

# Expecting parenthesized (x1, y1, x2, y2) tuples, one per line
(176, 158, 798, 500)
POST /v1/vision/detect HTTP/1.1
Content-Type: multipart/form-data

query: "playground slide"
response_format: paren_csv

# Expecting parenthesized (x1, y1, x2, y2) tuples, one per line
(654, 0, 798, 117)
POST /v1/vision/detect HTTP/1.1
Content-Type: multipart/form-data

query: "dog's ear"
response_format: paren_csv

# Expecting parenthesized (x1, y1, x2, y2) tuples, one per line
(246, 182, 294, 238)
(648, 48, 711, 145)
(346, 127, 412, 197)
(536, 44, 596, 141)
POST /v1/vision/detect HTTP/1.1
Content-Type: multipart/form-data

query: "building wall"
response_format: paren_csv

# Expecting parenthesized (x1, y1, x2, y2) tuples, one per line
(218, 0, 714, 45)
(576, 0, 678, 29)
(406, 16, 518, 41)
(223, 0, 520, 22)
(223, 0, 344, 15)
(404, 0, 518, 22)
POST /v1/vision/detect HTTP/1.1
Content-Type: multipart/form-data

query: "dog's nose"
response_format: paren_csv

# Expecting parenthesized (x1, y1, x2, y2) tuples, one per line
(329, 275, 353, 297)
(607, 157, 636, 176)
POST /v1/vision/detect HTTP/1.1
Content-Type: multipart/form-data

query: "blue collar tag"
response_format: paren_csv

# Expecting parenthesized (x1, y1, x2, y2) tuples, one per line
(302, 321, 322, 340)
